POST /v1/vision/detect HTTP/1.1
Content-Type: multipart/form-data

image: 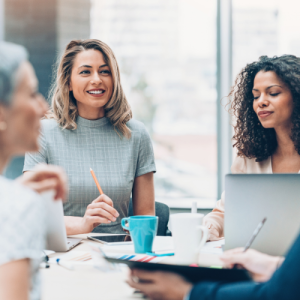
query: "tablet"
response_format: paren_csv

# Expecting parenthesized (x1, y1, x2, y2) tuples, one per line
(104, 256, 252, 283)
(87, 234, 132, 245)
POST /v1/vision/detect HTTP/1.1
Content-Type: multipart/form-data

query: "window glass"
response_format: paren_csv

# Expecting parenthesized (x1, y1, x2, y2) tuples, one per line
(233, 0, 300, 79)
(91, 0, 217, 202)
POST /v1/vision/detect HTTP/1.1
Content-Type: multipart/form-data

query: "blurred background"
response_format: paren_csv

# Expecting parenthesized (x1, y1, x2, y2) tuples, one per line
(1, 0, 300, 210)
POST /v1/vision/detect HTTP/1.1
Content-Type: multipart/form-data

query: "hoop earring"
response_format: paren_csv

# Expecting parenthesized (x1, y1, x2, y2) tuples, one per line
(0, 121, 7, 131)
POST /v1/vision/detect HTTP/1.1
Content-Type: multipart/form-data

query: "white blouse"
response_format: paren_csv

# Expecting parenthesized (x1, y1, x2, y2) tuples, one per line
(0, 176, 45, 300)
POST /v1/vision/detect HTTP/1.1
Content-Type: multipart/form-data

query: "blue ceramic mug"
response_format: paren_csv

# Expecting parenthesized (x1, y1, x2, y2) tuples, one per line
(121, 216, 158, 253)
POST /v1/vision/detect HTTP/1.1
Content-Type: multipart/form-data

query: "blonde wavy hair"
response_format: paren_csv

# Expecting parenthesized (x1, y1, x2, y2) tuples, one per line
(47, 39, 132, 138)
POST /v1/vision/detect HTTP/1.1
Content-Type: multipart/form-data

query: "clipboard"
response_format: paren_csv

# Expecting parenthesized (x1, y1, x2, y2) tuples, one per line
(104, 256, 252, 283)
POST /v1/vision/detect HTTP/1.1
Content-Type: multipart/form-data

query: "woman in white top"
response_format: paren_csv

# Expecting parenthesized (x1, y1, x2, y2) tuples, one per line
(204, 55, 300, 240)
(0, 42, 67, 300)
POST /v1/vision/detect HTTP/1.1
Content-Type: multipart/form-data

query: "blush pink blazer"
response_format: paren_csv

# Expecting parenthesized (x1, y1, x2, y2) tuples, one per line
(203, 156, 273, 241)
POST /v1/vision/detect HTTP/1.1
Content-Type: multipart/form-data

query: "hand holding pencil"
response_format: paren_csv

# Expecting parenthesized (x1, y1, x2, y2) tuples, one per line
(220, 218, 281, 282)
(220, 248, 282, 282)
(78, 169, 120, 233)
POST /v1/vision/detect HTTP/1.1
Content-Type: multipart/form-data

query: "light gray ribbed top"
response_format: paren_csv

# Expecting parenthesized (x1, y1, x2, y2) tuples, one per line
(24, 117, 156, 234)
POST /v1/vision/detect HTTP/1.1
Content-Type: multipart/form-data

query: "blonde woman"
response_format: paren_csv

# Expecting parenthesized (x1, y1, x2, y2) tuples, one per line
(24, 39, 156, 235)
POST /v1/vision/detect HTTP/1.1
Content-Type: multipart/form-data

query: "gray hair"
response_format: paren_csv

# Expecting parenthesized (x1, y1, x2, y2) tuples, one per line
(0, 41, 28, 105)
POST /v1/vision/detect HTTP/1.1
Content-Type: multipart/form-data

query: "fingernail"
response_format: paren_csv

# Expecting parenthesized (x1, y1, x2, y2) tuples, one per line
(108, 220, 111, 223)
(112, 217, 116, 221)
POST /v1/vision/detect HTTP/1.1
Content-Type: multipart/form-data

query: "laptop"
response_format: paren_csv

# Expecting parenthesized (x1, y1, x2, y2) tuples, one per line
(225, 174, 300, 256)
(43, 191, 82, 252)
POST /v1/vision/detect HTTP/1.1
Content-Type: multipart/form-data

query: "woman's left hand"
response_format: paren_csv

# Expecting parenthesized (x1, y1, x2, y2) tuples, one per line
(127, 269, 192, 300)
(220, 248, 283, 282)
(17, 164, 68, 201)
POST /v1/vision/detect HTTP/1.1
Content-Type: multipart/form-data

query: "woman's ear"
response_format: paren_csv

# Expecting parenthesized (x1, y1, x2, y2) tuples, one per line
(69, 82, 73, 91)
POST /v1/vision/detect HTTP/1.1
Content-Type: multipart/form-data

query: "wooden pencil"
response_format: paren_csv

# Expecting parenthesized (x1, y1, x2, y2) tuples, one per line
(90, 168, 104, 195)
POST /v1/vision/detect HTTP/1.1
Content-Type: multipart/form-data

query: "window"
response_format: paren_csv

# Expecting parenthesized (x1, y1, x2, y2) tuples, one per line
(91, 0, 217, 206)
(232, 0, 300, 79)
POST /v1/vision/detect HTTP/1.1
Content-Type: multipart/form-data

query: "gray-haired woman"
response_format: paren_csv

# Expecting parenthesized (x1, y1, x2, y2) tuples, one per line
(0, 42, 67, 300)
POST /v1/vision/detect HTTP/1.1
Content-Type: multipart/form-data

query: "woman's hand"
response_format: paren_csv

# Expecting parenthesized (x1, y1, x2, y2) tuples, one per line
(127, 269, 192, 300)
(80, 194, 120, 233)
(18, 164, 68, 201)
(220, 248, 284, 282)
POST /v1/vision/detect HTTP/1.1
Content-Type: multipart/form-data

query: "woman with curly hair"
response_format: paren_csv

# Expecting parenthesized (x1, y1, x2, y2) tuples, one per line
(204, 54, 300, 241)
(24, 39, 156, 235)
(125, 55, 300, 300)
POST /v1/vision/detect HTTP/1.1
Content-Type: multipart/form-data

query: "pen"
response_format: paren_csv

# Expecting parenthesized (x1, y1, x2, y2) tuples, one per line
(146, 252, 175, 257)
(243, 217, 267, 252)
(42, 250, 50, 268)
(90, 168, 104, 195)
(233, 217, 267, 269)
(56, 258, 74, 271)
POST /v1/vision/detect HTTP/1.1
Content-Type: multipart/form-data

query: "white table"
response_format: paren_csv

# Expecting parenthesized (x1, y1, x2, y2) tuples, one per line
(41, 234, 223, 300)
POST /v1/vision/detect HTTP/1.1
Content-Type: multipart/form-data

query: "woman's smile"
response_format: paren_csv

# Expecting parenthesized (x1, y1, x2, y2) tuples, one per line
(87, 88, 106, 97)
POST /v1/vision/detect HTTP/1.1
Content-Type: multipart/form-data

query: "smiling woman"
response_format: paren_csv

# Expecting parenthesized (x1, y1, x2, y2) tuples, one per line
(203, 55, 300, 241)
(23, 39, 156, 235)
(69, 49, 114, 120)
(47, 39, 132, 137)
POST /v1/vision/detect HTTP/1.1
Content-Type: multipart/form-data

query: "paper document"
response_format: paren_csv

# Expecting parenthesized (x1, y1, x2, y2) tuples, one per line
(100, 236, 224, 255)
(49, 251, 93, 265)
(101, 236, 174, 254)
(200, 240, 225, 255)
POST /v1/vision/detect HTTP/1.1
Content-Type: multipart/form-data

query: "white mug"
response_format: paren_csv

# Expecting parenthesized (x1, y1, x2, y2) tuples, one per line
(170, 213, 208, 265)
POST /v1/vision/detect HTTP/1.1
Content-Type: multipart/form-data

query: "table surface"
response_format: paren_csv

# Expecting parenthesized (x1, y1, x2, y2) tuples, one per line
(41, 234, 223, 300)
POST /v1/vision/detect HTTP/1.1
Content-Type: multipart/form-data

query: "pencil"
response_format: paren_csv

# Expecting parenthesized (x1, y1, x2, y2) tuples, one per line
(242, 217, 267, 252)
(90, 168, 104, 195)
(233, 217, 267, 269)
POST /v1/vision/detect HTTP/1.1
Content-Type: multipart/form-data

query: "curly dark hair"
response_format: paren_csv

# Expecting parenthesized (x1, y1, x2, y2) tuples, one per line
(230, 55, 300, 162)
